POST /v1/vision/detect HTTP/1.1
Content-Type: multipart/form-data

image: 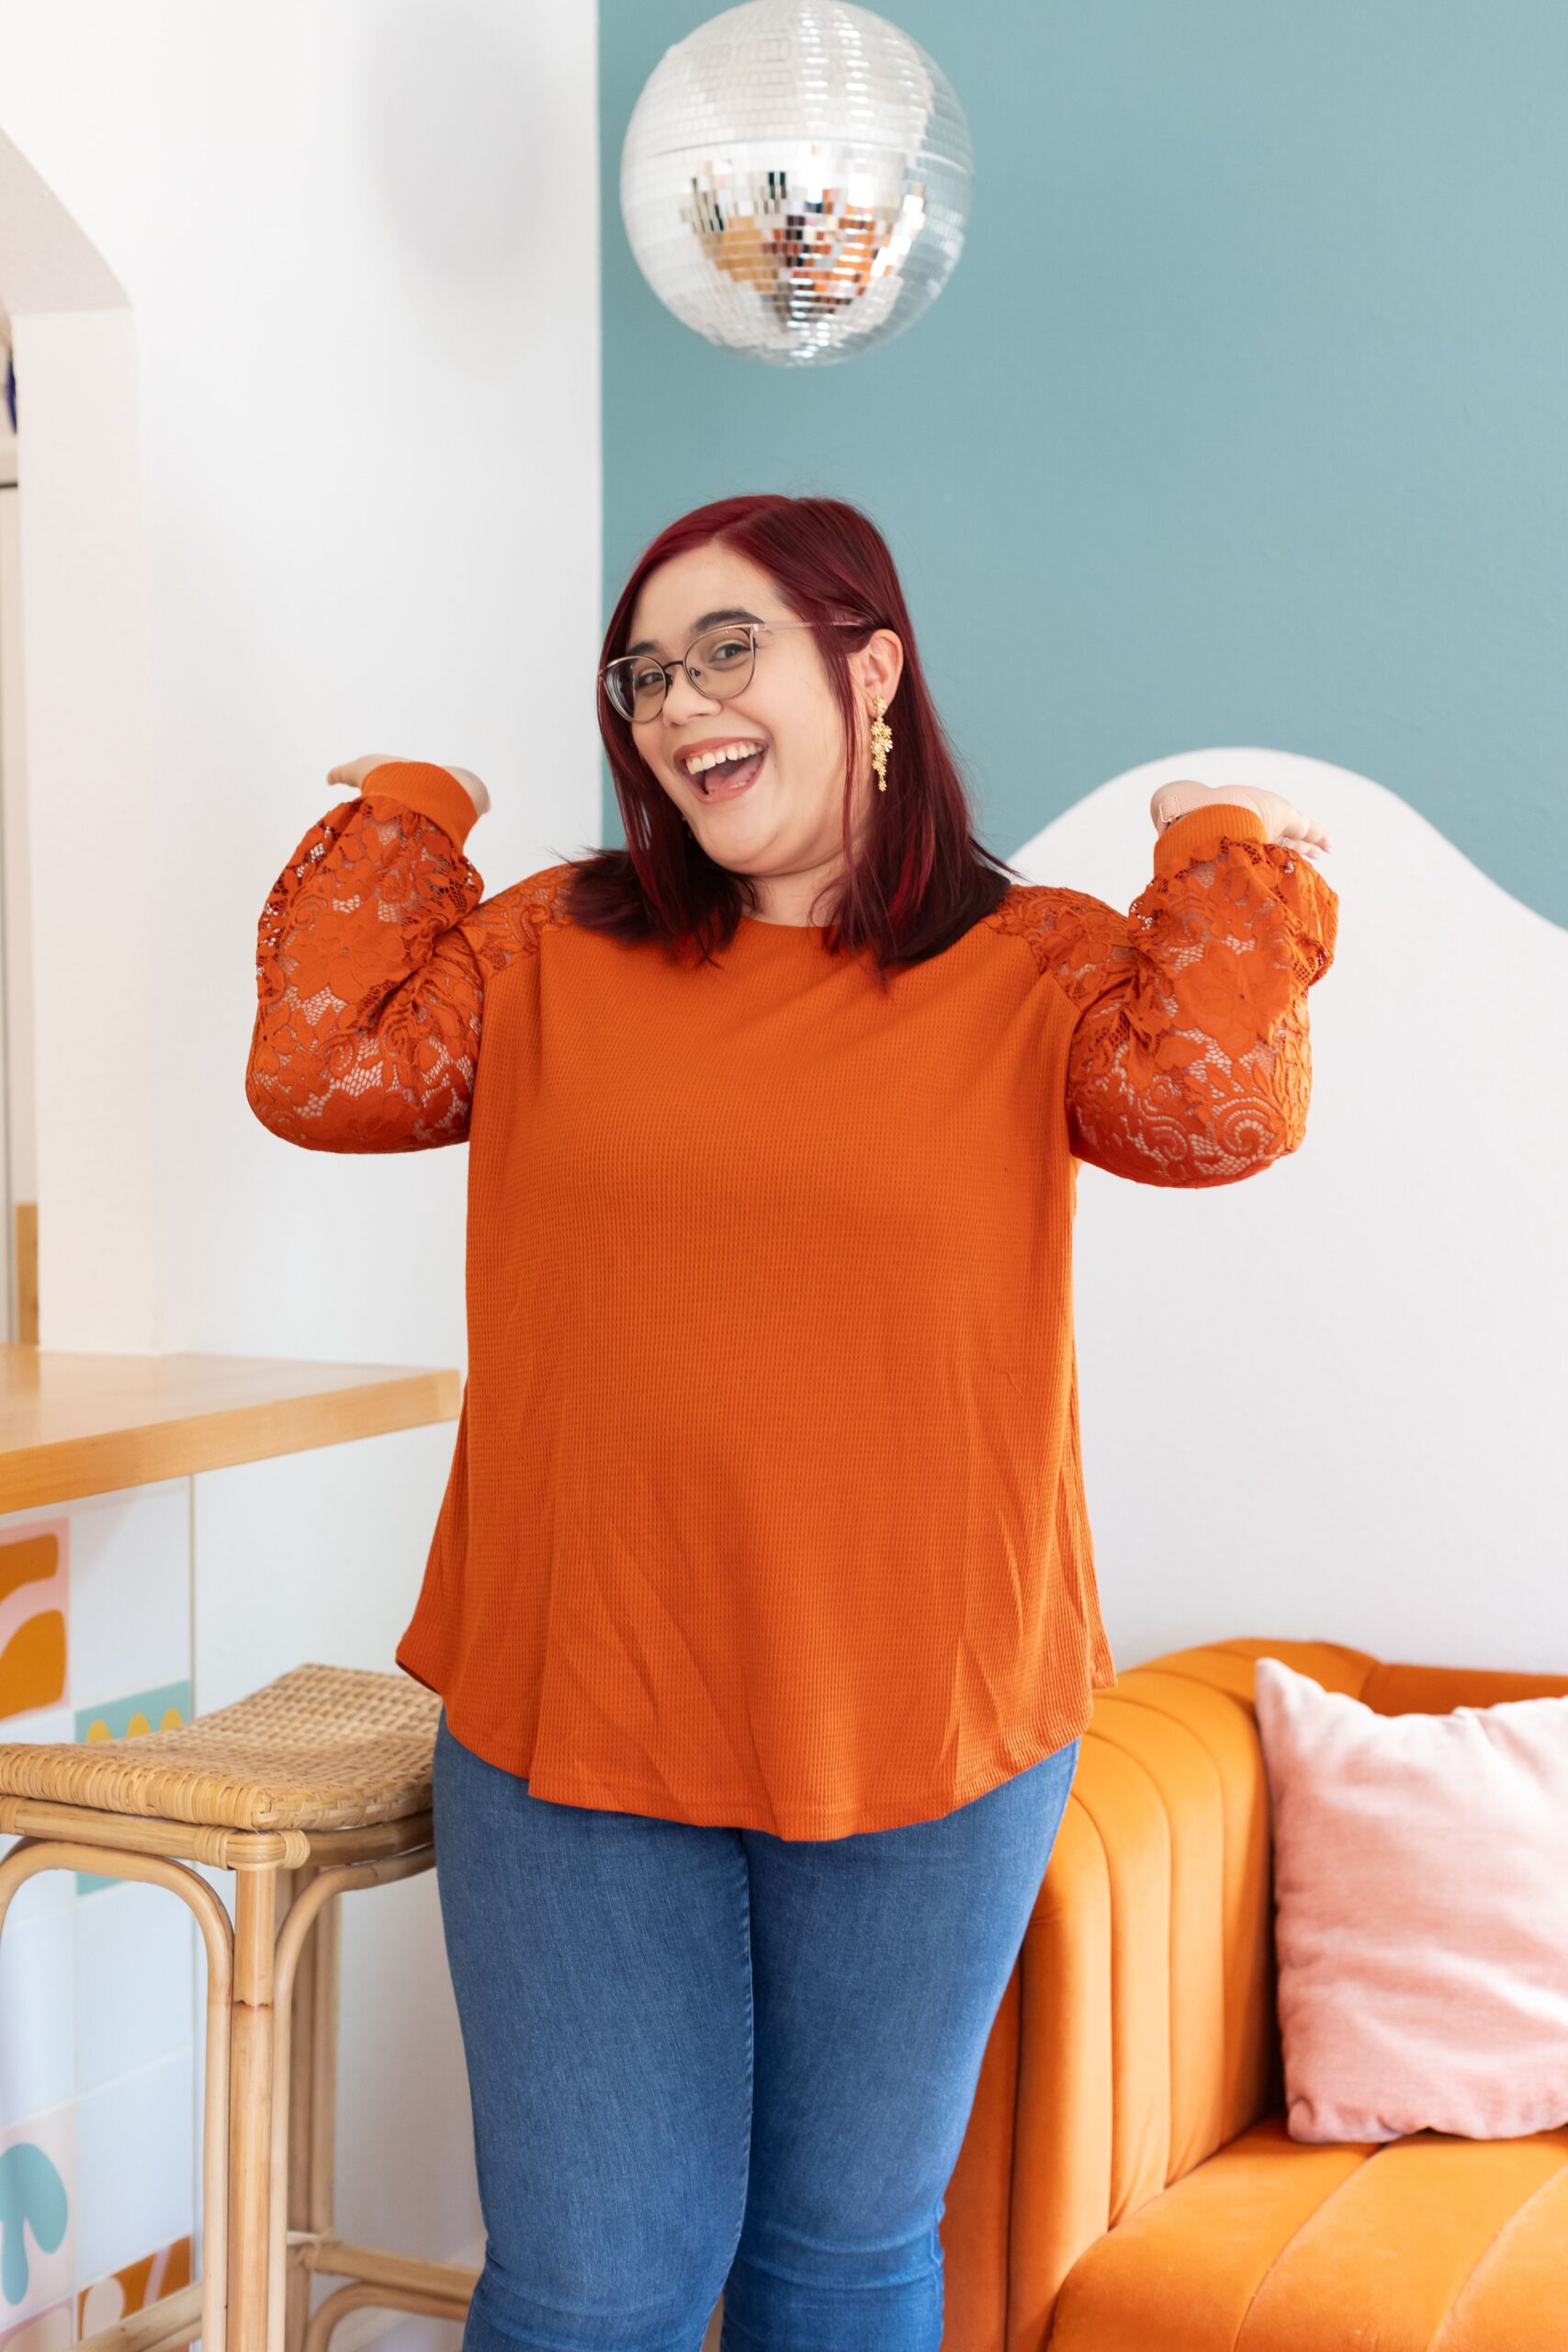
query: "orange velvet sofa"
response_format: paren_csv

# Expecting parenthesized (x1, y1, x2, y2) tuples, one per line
(941, 1637, 1568, 2351)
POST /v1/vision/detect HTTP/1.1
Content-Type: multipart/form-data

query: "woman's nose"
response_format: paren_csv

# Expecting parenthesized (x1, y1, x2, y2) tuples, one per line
(663, 669, 726, 723)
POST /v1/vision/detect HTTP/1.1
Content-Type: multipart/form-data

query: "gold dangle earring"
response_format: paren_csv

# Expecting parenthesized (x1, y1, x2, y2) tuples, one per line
(869, 694, 892, 792)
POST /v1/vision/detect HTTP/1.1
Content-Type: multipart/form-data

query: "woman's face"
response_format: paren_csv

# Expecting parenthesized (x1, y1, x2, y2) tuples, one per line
(622, 546, 902, 914)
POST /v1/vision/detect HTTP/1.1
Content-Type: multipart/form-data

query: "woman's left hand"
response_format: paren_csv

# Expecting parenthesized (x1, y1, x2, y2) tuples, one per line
(1149, 778, 1332, 857)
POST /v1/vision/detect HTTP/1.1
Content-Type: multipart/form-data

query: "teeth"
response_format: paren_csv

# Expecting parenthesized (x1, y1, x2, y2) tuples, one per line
(685, 741, 764, 777)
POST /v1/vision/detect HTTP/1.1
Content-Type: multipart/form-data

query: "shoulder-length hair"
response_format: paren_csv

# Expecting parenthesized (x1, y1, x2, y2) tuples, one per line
(559, 492, 1021, 984)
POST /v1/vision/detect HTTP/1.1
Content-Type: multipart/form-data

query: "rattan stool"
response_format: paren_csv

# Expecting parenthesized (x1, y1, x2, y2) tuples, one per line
(0, 1663, 479, 2352)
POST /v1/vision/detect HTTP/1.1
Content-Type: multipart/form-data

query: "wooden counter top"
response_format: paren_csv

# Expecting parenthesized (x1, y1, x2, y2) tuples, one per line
(0, 1345, 462, 1512)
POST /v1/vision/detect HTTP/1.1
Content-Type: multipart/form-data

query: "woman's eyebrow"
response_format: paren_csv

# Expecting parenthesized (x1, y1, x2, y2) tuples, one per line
(624, 606, 765, 658)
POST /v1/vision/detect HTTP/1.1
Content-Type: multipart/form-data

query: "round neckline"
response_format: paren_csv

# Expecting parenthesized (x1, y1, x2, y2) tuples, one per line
(739, 913, 829, 933)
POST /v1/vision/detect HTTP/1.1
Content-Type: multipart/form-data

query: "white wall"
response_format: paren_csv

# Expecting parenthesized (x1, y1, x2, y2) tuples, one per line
(0, 4, 602, 2339)
(0, 0, 602, 1372)
(1021, 749, 1568, 1683)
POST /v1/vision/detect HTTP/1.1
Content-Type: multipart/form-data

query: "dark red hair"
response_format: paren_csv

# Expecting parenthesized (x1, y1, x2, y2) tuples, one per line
(559, 492, 1021, 983)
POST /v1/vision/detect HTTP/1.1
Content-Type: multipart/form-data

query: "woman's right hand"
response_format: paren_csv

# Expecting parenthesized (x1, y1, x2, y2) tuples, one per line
(327, 754, 491, 818)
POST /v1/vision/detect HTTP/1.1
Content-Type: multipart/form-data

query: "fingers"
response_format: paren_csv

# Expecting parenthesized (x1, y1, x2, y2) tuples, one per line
(1149, 779, 1210, 831)
(1276, 808, 1334, 854)
(323, 755, 491, 817)
(1146, 777, 1334, 854)
(326, 755, 403, 794)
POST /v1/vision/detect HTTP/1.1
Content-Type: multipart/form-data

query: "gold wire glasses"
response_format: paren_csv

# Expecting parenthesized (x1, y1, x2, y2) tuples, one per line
(601, 619, 852, 723)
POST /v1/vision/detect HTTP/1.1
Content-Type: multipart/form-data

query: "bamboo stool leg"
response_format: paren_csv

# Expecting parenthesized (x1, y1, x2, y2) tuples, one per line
(300, 2281, 464, 2352)
(282, 1867, 314, 2352)
(306, 1891, 340, 2262)
(266, 1849, 468, 2352)
(279, 1869, 338, 2352)
(229, 1860, 279, 2352)
(0, 1834, 235, 2352)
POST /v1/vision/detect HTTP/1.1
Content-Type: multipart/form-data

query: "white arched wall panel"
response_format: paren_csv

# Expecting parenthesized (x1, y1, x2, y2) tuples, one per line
(1011, 747, 1567, 1676)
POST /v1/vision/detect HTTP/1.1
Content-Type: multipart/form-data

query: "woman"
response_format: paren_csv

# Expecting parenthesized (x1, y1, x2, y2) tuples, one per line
(247, 492, 1337, 2352)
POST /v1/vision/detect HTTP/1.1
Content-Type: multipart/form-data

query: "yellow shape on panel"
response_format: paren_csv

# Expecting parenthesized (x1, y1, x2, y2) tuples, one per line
(84, 1711, 166, 1743)
(0, 1615, 65, 1723)
(0, 1523, 69, 1723)
(77, 2236, 193, 2339)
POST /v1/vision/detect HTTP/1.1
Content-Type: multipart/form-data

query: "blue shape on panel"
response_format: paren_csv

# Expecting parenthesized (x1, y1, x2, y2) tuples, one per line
(73, 1679, 193, 1895)
(0, 2139, 68, 2307)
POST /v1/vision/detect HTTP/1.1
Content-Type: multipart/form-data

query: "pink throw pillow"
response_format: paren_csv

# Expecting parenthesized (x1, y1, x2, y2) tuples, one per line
(1254, 1655, 1568, 2143)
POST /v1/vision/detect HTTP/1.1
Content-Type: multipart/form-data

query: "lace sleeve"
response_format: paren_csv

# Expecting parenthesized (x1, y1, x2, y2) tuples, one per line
(997, 801, 1339, 1187)
(245, 761, 571, 1152)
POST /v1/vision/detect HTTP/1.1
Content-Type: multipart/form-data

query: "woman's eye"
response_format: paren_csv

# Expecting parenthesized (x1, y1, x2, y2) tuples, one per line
(706, 636, 750, 664)
(632, 663, 665, 691)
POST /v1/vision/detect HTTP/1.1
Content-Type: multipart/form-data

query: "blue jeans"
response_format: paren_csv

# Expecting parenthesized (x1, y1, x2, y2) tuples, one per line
(431, 1710, 1080, 2352)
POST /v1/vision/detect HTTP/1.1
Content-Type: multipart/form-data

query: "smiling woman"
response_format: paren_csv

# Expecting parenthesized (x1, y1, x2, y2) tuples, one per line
(570, 491, 1017, 963)
(246, 480, 1337, 1821)
(246, 487, 1338, 2352)
(606, 610, 839, 815)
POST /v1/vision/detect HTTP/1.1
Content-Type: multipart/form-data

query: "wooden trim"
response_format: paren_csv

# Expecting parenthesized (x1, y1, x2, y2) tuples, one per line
(13, 1203, 35, 1344)
(0, 1344, 460, 1510)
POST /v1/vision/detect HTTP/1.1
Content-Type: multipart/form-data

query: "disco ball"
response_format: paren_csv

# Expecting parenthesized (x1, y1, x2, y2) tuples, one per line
(619, 0, 974, 368)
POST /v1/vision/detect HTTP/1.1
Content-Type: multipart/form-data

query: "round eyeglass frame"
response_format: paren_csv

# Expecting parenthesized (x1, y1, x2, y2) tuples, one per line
(600, 618, 857, 724)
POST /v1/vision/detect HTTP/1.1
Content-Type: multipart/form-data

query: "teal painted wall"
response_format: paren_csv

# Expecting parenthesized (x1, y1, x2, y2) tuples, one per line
(600, 3, 1567, 926)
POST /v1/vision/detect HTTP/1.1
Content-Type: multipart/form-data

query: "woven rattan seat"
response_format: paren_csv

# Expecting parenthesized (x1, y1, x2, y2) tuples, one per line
(0, 1656, 472, 2352)
(0, 1661, 442, 1832)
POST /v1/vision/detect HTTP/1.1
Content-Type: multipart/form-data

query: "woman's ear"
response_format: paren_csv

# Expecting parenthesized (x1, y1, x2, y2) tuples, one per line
(858, 628, 904, 707)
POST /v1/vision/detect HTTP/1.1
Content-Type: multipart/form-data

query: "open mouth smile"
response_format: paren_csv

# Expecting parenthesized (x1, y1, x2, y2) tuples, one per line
(682, 741, 768, 797)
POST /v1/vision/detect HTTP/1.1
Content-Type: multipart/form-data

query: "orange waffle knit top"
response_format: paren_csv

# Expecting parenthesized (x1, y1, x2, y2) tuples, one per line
(247, 762, 1338, 1838)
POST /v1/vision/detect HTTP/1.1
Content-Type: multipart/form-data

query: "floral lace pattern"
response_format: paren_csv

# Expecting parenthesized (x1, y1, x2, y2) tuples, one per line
(246, 791, 575, 1149)
(249, 794, 1337, 1182)
(986, 833, 1338, 1186)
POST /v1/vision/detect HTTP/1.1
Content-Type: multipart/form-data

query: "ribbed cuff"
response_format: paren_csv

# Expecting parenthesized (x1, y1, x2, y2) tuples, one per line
(358, 760, 479, 852)
(1153, 799, 1269, 878)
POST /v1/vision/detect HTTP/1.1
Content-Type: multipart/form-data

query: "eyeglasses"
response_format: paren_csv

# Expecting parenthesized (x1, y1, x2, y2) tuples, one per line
(601, 619, 851, 724)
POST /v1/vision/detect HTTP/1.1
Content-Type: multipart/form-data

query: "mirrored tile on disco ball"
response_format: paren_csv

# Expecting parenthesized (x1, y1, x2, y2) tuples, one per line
(620, 0, 974, 367)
